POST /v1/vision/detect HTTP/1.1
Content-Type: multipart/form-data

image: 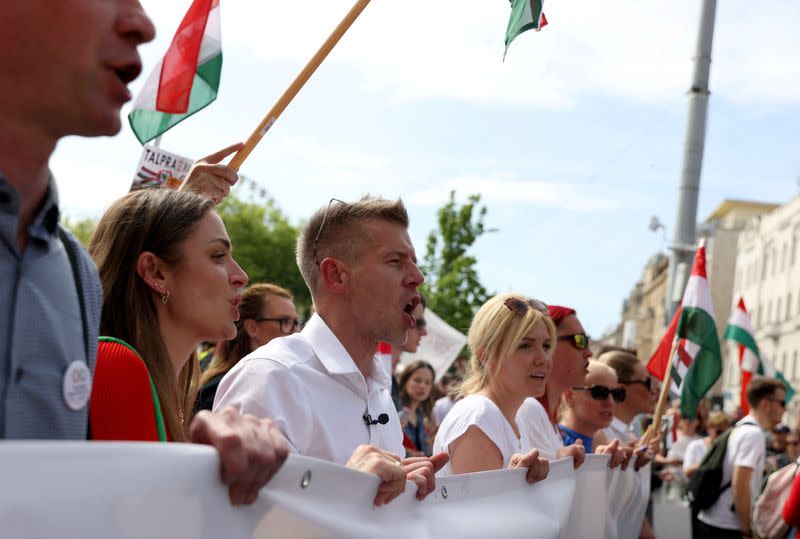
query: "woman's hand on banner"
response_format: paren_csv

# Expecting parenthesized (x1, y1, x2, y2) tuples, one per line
(402, 452, 449, 500)
(179, 142, 243, 204)
(557, 440, 586, 469)
(508, 448, 549, 484)
(346, 445, 407, 506)
(596, 439, 627, 469)
(189, 407, 289, 506)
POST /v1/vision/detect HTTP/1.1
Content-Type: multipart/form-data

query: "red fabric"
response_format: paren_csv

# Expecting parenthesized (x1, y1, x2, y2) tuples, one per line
(736, 298, 751, 414)
(647, 307, 681, 379)
(783, 472, 800, 527)
(690, 245, 708, 278)
(156, 0, 212, 113)
(90, 341, 162, 441)
(547, 305, 575, 326)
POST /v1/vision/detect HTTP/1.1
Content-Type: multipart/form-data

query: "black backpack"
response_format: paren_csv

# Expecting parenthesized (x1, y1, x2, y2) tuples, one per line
(685, 420, 757, 510)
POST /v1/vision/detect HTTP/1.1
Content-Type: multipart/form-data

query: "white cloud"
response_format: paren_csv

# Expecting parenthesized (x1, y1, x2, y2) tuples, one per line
(407, 176, 619, 212)
(135, 0, 799, 108)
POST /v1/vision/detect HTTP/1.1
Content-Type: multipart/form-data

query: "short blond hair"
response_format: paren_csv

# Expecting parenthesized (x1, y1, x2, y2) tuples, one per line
(296, 196, 409, 295)
(457, 293, 556, 398)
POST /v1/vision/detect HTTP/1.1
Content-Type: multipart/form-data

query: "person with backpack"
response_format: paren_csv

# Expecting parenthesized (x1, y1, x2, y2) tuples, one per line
(696, 376, 787, 538)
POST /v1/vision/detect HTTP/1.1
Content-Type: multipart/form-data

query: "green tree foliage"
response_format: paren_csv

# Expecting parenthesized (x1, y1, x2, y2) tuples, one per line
(420, 191, 491, 335)
(61, 216, 97, 247)
(217, 193, 311, 312)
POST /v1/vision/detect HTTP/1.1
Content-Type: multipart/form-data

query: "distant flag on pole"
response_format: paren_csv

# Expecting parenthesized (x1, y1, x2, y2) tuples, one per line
(128, 0, 222, 144)
(647, 244, 722, 418)
(724, 297, 795, 413)
(504, 0, 548, 60)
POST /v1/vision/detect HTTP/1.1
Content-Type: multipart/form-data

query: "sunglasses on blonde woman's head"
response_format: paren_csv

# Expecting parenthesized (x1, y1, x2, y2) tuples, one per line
(572, 385, 626, 403)
(504, 297, 548, 317)
(558, 333, 589, 350)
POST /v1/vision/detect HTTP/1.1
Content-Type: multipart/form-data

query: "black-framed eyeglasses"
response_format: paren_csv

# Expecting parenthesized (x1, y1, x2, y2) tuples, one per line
(558, 333, 589, 350)
(504, 297, 548, 317)
(622, 378, 653, 391)
(768, 398, 787, 409)
(312, 198, 345, 266)
(573, 385, 626, 403)
(254, 317, 301, 334)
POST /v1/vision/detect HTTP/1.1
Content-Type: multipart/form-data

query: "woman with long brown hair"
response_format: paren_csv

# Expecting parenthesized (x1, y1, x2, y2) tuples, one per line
(397, 360, 436, 457)
(197, 283, 298, 411)
(88, 188, 247, 441)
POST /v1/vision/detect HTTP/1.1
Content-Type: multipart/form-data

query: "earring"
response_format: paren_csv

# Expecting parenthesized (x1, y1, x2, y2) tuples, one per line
(161, 290, 170, 304)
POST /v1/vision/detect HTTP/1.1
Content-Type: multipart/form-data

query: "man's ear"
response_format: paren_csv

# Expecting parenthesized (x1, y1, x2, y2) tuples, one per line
(319, 257, 347, 295)
(136, 251, 169, 295)
(243, 318, 258, 339)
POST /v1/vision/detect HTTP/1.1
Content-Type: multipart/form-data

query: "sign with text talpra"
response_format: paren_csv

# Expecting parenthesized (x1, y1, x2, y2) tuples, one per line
(132, 145, 194, 191)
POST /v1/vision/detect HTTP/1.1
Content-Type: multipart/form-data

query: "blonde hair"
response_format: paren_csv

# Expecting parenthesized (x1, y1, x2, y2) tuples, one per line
(457, 293, 556, 398)
(597, 349, 640, 383)
(296, 196, 409, 295)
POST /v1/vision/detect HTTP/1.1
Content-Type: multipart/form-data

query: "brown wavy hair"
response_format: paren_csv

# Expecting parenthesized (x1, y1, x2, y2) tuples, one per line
(200, 283, 293, 388)
(89, 189, 214, 441)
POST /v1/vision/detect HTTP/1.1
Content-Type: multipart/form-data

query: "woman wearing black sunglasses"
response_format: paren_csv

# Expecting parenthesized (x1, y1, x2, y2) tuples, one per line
(559, 361, 624, 453)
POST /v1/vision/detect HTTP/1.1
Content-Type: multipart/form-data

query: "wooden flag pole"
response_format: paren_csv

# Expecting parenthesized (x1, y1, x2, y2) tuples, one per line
(228, 0, 372, 171)
(641, 337, 680, 446)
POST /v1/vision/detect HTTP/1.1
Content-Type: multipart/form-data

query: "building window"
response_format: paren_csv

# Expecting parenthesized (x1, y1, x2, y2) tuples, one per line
(768, 300, 773, 323)
(762, 256, 768, 280)
(777, 299, 783, 322)
(789, 293, 793, 320)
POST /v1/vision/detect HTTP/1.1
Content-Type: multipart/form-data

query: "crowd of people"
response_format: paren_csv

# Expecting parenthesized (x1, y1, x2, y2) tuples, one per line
(1, 1, 798, 537)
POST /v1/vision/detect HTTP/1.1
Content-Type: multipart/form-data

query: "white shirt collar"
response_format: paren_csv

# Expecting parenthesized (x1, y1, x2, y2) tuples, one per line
(301, 313, 391, 390)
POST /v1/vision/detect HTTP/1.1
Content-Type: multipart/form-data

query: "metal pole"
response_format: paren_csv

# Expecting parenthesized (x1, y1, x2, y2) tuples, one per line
(664, 0, 717, 323)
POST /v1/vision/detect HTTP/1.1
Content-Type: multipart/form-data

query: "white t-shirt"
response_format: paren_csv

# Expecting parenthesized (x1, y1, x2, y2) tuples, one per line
(603, 416, 637, 444)
(516, 397, 563, 460)
(433, 394, 531, 476)
(682, 437, 709, 475)
(213, 314, 404, 464)
(698, 416, 766, 531)
(433, 396, 455, 426)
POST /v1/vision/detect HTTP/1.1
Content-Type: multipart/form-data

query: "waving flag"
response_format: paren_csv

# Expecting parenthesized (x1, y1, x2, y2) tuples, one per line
(648, 244, 722, 418)
(725, 297, 795, 413)
(504, 0, 548, 60)
(129, 0, 222, 144)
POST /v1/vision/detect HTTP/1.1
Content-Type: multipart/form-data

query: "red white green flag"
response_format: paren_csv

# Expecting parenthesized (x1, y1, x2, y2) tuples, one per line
(647, 244, 722, 417)
(504, 0, 548, 60)
(128, 0, 222, 144)
(724, 297, 795, 413)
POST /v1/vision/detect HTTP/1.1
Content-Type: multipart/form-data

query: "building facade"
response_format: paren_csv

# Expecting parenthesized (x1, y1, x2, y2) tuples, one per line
(729, 197, 800, 416)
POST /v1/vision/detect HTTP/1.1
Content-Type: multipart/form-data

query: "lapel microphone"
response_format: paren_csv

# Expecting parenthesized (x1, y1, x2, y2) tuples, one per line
(363, 413, 390, 426)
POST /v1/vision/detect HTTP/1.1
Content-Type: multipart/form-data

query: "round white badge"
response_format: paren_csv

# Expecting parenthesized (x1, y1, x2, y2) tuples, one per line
(62, 361, 92, 411)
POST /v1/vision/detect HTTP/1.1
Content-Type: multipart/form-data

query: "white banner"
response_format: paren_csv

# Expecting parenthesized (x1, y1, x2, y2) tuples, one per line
(0, 443, 648, 538)
(400, 309, 467, 381)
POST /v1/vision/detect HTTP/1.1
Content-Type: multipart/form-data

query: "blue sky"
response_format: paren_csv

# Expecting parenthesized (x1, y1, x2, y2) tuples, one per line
(52, 0, 800, 337)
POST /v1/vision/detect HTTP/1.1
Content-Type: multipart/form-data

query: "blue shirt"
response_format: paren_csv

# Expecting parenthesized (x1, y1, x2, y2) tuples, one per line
(558, 424, 594, 453)
(0, 176, 102, 438)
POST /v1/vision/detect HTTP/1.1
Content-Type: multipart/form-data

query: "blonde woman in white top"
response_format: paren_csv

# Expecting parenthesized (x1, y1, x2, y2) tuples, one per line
(433, 294, 553, 482)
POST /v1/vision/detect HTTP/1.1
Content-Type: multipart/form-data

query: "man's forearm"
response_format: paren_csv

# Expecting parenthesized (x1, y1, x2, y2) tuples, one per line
(733, 482, 752, 534)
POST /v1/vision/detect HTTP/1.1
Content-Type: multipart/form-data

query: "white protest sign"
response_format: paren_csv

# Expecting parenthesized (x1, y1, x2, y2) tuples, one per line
(0, 443, 643, 539)
(132, 145, 193, 190)
(400, 308, 467, 381)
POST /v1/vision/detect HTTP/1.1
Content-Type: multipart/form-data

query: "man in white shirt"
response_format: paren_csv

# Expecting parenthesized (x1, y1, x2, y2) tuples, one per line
(215, 197, 447, 504)
(698, 376, 786, 538)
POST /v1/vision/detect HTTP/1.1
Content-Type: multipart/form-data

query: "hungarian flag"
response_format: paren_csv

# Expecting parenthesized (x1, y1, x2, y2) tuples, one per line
(647, 244, 722, 418)
(724, 297, 795, 414)
(504, 0, 548, 60)
(129, 0, 222, 144)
